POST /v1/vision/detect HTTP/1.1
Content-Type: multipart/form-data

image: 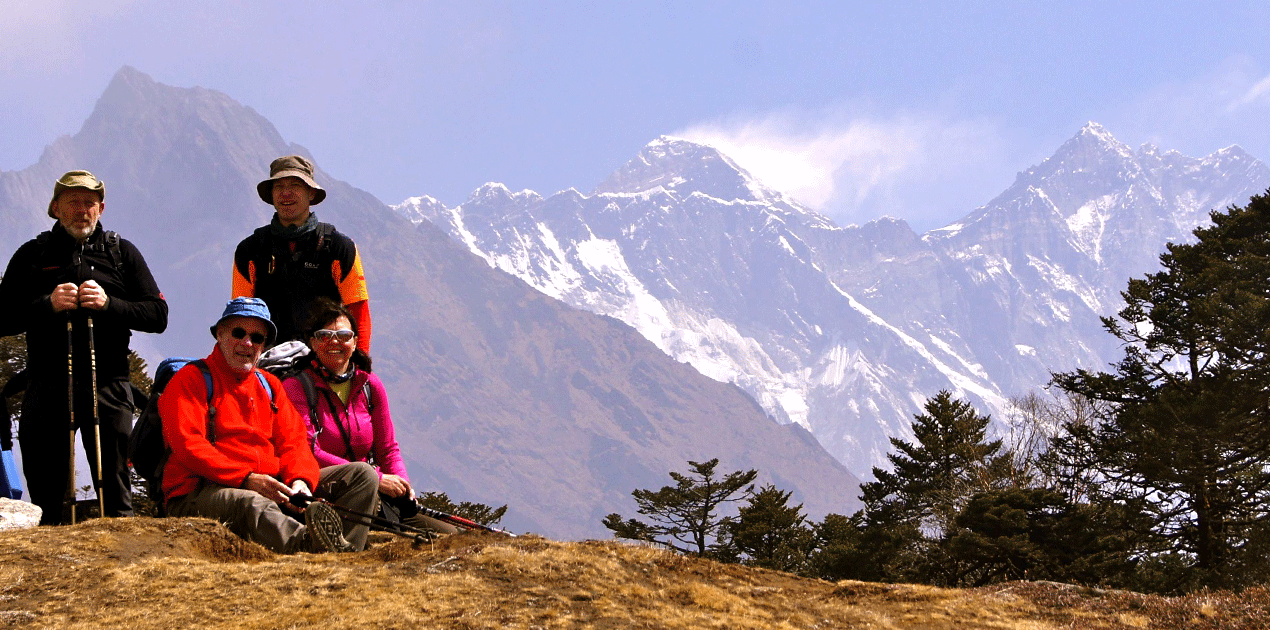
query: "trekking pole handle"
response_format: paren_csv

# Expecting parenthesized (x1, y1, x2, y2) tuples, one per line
(288, 492, 315, 508)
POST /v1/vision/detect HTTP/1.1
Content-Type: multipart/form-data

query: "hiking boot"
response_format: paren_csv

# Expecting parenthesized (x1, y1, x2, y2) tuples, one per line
(304, 502, 353, 553)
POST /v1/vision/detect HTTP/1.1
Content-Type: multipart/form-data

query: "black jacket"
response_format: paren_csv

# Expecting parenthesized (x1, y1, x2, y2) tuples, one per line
(0, 223, 167, 382)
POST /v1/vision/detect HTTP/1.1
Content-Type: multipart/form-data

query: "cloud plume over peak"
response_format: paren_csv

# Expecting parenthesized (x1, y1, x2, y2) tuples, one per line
(676, 110, 1012, 232)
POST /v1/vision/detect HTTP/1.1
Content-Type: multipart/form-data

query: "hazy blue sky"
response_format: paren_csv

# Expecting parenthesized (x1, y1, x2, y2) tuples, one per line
(4, 1, 1270, 231)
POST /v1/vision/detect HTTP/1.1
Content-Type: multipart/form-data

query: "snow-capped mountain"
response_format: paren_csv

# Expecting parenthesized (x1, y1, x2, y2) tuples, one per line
(0, 67, 863, 539)
(397, 125, 1270, 477)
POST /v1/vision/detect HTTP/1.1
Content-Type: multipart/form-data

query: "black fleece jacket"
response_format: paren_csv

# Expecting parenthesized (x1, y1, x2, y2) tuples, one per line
(0, 223, 167, 382)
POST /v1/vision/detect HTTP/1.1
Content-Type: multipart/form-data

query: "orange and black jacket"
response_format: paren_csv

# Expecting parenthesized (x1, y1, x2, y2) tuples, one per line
(231, 218, 370, 352)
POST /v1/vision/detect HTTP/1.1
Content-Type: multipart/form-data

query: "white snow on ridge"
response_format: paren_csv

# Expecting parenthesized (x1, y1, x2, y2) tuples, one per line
(572, 237, 676, 341)
(826, 278, 1007, 412)
(1025, 255, 1103, 315)
(447, 207, 494, 267)
(1065, 194, 1113, 262)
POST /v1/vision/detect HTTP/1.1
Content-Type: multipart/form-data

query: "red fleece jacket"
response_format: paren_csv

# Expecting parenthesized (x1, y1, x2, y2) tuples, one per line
(159, 347, 319, 502)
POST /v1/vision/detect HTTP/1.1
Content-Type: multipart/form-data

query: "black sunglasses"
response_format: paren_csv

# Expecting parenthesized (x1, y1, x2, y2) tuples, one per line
(230, 327, 267, 345)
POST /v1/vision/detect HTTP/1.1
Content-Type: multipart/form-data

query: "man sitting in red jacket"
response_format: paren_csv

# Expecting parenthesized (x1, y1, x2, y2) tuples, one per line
(160, 297, 378, 553)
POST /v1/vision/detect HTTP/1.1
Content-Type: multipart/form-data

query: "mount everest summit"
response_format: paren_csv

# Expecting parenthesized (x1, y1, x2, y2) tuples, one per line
(398, 124, 1270, 477)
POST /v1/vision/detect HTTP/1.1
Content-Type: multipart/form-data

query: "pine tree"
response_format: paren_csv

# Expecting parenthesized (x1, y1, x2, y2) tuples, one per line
(807, 512, 873, 581)
(862, 391, 1010, 537)
(855, 391, 1013, 583)
(1051, 192, 1270, 591)
(417, 491, 508, 526)
(603, 458, 757, 556)
(0, 334, 27, 452)
(944, 487, 1142, 588)
(722, 484, 815, 573)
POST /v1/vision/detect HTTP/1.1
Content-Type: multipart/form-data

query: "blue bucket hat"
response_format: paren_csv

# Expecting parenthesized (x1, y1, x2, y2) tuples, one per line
(210, 297, 277, 346)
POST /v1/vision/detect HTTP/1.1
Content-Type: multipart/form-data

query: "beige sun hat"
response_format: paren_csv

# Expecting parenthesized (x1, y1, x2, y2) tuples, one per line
(47, 170, 105, 219)
(256, 155, 326, 205)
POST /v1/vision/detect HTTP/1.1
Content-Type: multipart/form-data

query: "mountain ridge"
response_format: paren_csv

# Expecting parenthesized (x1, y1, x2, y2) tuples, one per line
(0, 66, 861, 539)
(402, 124, 1270, 476)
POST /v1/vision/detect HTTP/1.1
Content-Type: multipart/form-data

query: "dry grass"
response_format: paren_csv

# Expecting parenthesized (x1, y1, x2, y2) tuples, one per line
(0, 518, 1267, 629)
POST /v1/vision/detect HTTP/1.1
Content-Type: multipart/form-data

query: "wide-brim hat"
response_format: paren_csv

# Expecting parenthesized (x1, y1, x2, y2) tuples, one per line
(47, 170, 105, 219)
(211, 297, 278, 347)
(256, 155, 326, 206)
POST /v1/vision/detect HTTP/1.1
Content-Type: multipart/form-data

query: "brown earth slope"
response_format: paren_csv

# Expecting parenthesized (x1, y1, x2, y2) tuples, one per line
(0, 518, 1266, 629)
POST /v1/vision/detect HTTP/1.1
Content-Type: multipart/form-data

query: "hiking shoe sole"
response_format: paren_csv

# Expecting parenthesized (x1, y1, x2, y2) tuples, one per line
(305, 502, 353, 553)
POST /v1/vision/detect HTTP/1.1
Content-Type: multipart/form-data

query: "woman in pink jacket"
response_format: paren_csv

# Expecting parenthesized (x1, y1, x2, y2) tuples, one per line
(282, 298, 456, 534)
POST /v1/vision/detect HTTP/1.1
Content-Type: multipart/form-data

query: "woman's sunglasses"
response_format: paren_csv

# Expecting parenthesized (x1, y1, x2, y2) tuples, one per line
(314, 329, 355, 343)
(230, 327, 267, 345)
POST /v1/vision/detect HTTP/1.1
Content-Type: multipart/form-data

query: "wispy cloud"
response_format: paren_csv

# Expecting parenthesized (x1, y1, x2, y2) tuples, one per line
(1229, 72, 1270, 111)
(676, 110, 1012, 231)
(1107, 55, 1270, 161)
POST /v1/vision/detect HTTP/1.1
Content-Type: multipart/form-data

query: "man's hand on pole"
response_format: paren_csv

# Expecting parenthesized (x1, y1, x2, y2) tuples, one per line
(244, 472, 293, 505)
(77, 280, 109, 310)
(51, 283, 79, 312)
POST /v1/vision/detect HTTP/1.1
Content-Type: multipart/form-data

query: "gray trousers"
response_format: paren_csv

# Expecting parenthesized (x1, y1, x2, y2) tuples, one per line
(167, 462, 379, 553)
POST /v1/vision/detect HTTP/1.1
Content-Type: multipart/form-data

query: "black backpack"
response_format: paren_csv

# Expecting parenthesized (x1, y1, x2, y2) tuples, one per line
(128, 358, 276, 513)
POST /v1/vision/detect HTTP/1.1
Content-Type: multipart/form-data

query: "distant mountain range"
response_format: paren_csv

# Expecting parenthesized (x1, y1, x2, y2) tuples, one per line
(0, 67, 861, 539)
(397, 123, 1270, 477)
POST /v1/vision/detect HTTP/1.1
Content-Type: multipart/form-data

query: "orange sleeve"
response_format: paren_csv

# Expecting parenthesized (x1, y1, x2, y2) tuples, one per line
(268, 374, 321, 490)
(335, 245, 370, 303)
(232, 260, 256, 298)
(332, 244, 371, 352)
(347, 299, 372, 353)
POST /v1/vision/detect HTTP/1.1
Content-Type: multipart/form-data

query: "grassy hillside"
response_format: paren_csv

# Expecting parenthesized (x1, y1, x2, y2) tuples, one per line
(0, 518, 1263, 629)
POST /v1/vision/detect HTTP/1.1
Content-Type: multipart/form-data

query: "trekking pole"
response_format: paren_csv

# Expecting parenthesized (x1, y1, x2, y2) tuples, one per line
(87, 315, 105, 518)
(287, 494, 434, 544)
(413, 502, 516, 536)
(66, 319, 77, 525)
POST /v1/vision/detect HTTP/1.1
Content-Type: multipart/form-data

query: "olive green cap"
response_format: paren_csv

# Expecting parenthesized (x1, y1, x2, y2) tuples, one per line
(47, 170, 105, 218)
(256, 155, 326, 205)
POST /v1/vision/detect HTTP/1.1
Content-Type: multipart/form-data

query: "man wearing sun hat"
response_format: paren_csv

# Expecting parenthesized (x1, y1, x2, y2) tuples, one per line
(160, 297, 378, 553)
(231, 155, 372, 353)
(0, 169, 168, 524)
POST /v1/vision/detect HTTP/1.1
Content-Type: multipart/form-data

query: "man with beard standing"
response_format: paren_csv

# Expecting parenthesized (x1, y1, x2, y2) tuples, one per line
(0, 170, 168, 524)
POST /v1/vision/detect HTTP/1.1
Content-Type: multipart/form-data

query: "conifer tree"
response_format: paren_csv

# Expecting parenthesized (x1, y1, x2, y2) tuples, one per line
(854, 391, 1012, 583)
(721, 484, 815, 573)
(862, 390, 1010, 537)
(603, 458, 757, 556)
(417, 491, 508, 526)
(1051, 192, 1270, 591)
(0, 334, 26, 450)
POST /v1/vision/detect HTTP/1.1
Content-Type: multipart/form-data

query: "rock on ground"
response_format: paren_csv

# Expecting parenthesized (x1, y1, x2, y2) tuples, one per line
(0, 498, 41, 531)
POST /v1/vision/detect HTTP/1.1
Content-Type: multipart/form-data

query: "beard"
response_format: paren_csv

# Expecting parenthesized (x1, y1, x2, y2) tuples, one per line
(62, 219, 98, 241)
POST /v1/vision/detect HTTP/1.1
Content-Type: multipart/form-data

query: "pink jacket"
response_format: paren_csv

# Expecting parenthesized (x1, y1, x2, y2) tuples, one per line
(281, 367, 409, 480)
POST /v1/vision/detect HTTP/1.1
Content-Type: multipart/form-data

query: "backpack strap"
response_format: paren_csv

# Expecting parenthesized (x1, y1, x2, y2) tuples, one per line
(191, 360, 216, 442)
(361, 378, 374, 415)
(314, 222, 334, 256)
(102, 230, 123, 271)
(252, 369, 278, 412)
(299, 370, 356, 461)
(298, 370, 320, 428)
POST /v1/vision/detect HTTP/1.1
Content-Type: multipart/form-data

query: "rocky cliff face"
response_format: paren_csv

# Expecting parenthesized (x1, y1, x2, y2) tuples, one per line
(401, 125, 1270, 477)
(0, 67, 861, 538)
